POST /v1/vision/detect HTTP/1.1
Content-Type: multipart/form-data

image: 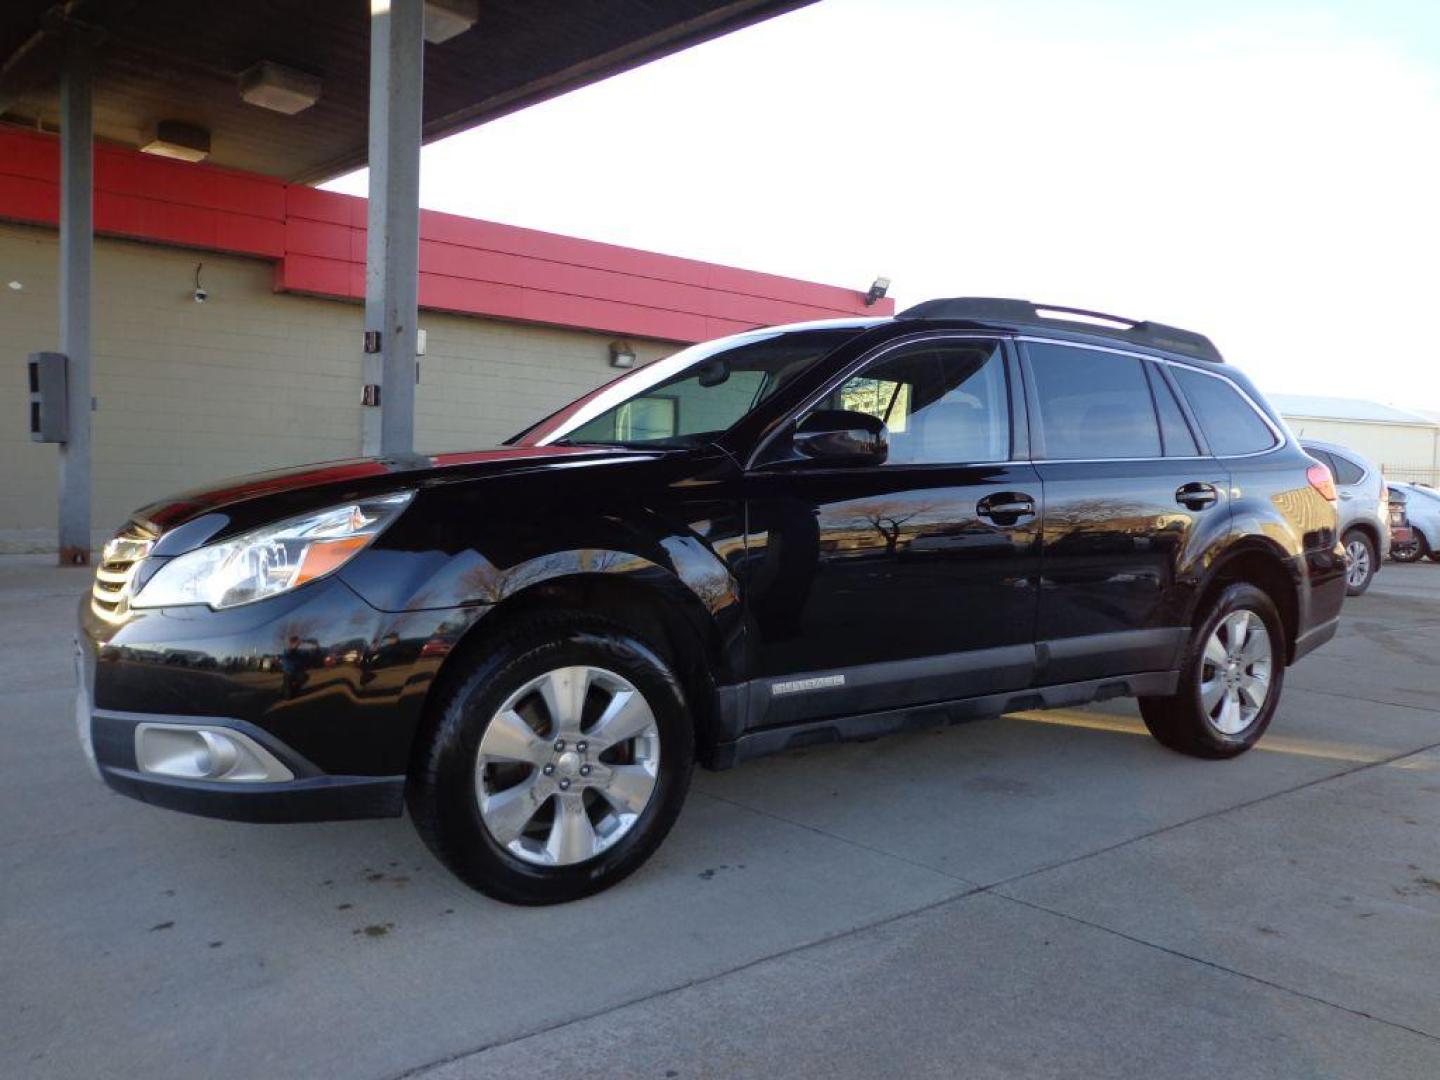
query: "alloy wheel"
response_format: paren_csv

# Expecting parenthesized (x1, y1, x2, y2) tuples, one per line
(1199, 610, 1272, 735)
(1345, 538, 1372, 589)
(475, 665, 661, 866)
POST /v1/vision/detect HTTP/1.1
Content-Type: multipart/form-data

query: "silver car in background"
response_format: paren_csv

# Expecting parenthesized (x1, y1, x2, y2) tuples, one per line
(1389, 482, 1440, 563)
(1301, 439, 1389, 595)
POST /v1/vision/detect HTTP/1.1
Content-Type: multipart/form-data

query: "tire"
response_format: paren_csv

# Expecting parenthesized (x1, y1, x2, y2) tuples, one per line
(1342, 529, 1376, 595)
(1390, 533, 1425, 563)
(407, 611, 694, 905)
(1139, 583, 1285, 759)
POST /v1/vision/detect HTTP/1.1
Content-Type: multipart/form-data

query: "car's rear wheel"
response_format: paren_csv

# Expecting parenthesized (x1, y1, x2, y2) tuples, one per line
(1343, 529, 1376, 595)
(1390, 533, 1425, 563)
(408, 612, 694, 905)
(1139, 583, 1284, 759)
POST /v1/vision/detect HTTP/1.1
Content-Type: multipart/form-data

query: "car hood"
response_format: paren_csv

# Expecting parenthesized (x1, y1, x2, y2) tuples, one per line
(131, 445, 660, 556)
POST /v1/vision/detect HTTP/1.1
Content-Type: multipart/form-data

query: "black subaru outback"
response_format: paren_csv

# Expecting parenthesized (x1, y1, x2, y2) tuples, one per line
(77, 298, 1347, 904)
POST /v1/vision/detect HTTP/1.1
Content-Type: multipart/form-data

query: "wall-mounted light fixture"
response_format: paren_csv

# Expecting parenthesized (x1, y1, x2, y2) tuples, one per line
(193, 263, 208, 303)
(239, 61, 322, 115)
(424, 0, 479, 43)
(141, 120, 211, 162)
(609, 341, 637, 369)
(864, 276, 891, 306)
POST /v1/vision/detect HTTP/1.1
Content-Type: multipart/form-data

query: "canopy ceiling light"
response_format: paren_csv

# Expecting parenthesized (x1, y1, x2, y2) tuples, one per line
(140, 120, 211, 162)
(238, 61, 322, 115)
(424, 0, 479, 44)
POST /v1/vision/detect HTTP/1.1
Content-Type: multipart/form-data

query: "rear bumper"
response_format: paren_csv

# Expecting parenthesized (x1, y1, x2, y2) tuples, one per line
(1292, 539, 1347, 663)
(1292, 617, 1339, 663)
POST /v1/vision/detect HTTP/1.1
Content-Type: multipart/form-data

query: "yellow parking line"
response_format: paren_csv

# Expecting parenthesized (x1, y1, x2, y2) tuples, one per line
(1004, 709, 1391, 765)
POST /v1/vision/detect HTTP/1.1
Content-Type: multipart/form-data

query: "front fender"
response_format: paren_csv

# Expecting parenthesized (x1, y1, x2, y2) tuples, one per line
(343, 538, 738, 617)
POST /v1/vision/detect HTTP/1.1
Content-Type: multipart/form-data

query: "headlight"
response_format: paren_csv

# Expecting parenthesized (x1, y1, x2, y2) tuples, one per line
(132, 491, 413, 610)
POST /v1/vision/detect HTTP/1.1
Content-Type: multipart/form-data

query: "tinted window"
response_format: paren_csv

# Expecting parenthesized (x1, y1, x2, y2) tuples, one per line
(1028, 343, 1161, 459)
(1172, 368, 1278, 456)
(1148, 366, 1199, 456)
(1329, 452, 1365, 486)
(537, 326, 863, 447)
(820, 340, 1009, 465)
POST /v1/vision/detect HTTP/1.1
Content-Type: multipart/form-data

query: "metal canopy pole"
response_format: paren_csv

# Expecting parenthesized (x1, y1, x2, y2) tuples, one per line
(363, 0, 424, 457)
(57, 42, 93, 565)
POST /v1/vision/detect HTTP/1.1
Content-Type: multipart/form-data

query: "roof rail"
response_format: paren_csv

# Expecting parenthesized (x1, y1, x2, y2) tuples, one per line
(895, 297, 1223, 363)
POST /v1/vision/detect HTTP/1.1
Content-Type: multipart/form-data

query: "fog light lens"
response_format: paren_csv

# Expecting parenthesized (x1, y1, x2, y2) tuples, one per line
(134, 723, 294, 782)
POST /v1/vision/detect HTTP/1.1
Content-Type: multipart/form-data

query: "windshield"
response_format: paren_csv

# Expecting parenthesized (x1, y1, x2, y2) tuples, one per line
(514, 325, 869, 448)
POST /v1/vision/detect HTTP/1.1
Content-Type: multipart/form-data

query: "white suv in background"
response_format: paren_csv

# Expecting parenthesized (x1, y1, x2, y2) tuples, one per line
(1389, 483, 1440, 563)
(1302, 440, 1389, 595)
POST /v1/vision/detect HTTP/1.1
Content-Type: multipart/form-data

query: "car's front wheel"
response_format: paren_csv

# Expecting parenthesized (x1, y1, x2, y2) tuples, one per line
(1342, 529, 1376, 595)
(1139, 583, 1285, 758)
(408, 612, 694, 905)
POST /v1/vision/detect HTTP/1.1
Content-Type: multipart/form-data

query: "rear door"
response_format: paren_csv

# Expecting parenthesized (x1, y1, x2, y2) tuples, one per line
(1021, 340, 1228, 684)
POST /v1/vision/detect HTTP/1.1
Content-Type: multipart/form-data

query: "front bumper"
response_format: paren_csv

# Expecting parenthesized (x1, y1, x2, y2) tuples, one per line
(77, 575, 487, 823)
(76, 694, 405, 823)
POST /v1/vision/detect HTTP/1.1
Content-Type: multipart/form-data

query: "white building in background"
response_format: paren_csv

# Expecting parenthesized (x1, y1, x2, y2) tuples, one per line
(1270, 394, 1440, 485)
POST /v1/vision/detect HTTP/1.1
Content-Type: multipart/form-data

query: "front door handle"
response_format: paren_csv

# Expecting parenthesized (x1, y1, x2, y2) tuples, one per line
(978, 492, 1037, 524)
(1176, 482, 1218, 510)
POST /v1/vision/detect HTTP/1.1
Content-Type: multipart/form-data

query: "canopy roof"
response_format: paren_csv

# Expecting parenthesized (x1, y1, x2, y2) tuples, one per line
(0, 0, 808, 182)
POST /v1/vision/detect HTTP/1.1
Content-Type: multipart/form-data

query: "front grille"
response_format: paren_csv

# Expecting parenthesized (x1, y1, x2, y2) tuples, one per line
(91, 523, 156, 623)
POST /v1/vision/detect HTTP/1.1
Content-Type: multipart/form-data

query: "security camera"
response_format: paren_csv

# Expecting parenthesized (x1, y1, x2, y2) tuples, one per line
(864, 276, 891, 306)
(193, 287, 208, 303)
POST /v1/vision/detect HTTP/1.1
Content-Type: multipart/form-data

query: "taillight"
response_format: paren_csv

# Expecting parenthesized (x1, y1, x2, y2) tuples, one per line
(1307, 463, 1337, 501)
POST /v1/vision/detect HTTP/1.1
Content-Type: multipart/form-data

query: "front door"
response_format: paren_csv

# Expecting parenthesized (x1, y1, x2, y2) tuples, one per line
(741, 335, 1042, 728)
(1020, 340, 1229, 684)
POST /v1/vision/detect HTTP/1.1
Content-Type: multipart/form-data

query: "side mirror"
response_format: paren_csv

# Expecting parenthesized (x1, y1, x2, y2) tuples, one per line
(792, 409, 888, 465)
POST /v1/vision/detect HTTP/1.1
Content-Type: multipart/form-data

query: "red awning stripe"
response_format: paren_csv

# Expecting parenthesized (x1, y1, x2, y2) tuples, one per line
(0, 128, 890, 343)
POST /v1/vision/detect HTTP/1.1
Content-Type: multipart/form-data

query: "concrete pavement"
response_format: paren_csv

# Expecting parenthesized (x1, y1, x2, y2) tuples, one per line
(2, 558, 1438, 1079)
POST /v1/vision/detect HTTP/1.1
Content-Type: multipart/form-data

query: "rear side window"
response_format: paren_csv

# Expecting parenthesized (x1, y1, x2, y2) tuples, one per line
(1027, 343, 1161, 459)
(1147, 366, 1199, 456)
(1329, 452, 1365, 485)
(1171, 367, 1278, 456)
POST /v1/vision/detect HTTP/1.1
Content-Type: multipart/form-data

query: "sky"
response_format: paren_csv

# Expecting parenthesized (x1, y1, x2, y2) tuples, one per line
(326, 0, 1440, 409)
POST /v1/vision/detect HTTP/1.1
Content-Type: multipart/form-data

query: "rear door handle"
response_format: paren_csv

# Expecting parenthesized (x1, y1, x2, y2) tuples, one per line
(1176, 482, 1218, 510)
(978, 492, 1037, 524)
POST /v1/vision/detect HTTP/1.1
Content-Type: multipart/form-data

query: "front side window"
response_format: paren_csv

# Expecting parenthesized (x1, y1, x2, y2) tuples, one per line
(815, 339, 1010, 465)
(1172, 367, 1279, 456)
(1028, 343, 1161, 459)
(523, 326, 867, 448)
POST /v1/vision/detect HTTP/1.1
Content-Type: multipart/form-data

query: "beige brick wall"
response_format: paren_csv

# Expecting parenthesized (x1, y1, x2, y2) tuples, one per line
(414, 317, 671, 454)
(0, 222, 675, 551)
(1280, 416, 1440, 479)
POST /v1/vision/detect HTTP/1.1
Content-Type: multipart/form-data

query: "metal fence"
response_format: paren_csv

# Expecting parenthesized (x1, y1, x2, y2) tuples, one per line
(1383, 464, 1440, 487)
